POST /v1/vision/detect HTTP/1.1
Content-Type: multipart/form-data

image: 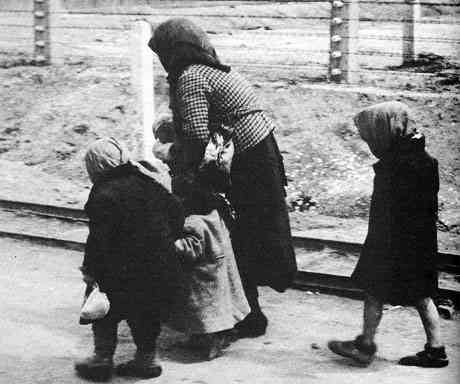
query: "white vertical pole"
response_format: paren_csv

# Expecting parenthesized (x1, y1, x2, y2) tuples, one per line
(329, 0, 359, 84)
(131, 20, 155, 161)
(402, 0, 420, 64)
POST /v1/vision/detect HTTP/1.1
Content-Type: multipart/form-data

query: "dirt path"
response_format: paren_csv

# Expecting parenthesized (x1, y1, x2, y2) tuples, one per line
(0, 238, 459, 384)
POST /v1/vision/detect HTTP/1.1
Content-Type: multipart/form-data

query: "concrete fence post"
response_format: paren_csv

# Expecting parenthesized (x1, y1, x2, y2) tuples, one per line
(131, 20, 155, 162)
(329, 0, 359, 84)
(33, 0, 51, 65)
(402, 0, 420, 64)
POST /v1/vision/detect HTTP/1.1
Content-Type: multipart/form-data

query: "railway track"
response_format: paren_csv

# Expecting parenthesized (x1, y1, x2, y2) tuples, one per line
(1, 198, 459, 304)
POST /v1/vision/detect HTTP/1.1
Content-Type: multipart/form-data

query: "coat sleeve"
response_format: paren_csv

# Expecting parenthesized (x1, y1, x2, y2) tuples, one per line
(82, 191, 119, 283)
(166, 193, 185, 240)
(175, 71, 210, 169)
(426, 158, 439, 219)
(174, 218, 205, 266)
(394, 158, 438, 218)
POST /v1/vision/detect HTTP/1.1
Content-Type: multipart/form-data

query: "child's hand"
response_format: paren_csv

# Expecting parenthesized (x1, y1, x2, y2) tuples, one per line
(174, 239, 185, 255)
(82, 273, 96, 286)
(79, 266, 96, 285)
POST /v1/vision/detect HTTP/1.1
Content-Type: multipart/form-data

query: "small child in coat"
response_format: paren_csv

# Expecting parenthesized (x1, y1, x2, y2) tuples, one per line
(168, 173, 250, 360)
(75, 138, 185, 381)
(328, 101, 448, 368)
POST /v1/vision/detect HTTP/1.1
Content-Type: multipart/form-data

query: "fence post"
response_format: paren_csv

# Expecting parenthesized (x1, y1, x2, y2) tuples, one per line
(329, 0, 359, 84)
(33, 0, 51, 65)
(131, 20, 155, 162)
(402, 0, 420, 64)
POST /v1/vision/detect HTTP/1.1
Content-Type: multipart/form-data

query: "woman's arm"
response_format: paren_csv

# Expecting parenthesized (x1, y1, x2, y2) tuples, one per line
(175, 71, 210, 169)
(393, 157, 439, 220)
(166, 193, 186, 240)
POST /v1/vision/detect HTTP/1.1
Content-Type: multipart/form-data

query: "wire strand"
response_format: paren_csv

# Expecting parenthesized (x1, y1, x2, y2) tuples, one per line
(46, 12, 460, 25)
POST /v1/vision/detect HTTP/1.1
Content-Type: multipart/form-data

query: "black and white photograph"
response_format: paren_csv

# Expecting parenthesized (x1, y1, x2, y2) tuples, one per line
(0, 0, 458, 383)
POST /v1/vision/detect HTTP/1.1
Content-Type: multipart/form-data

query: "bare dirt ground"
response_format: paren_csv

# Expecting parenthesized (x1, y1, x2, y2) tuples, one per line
(0, 237, 459, 384)
(0, 2, 458, 235)
(0, 60, 458, 249)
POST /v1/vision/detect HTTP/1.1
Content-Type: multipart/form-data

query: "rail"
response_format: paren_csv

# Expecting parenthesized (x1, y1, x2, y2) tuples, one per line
(1, 198, 458, 303)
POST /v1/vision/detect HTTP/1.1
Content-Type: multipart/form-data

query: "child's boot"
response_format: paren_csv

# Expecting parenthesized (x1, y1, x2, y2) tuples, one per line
(74, 323, 116, 381)
(328, 335, 377, 366)
(116, 350, 162, 378)
(75, 355, 114, 382)
(399, 344, 449, 368)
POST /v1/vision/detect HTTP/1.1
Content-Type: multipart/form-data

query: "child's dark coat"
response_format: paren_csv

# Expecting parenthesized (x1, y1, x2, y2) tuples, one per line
(82, 163, 184, 320)
(352, 138, 439, 305)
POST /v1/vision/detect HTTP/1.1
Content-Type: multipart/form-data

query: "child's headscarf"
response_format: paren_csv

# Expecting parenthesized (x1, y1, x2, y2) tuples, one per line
(148, 18, 230, 80)
(354, 101, 419, 159)
(85, 137, 129, 183)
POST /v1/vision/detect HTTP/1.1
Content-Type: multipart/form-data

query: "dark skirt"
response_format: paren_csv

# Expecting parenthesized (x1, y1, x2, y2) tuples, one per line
(229, 133, 297, 292)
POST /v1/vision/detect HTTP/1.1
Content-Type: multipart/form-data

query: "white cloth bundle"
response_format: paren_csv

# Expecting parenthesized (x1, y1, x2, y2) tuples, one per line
(80, 284, 110, 321)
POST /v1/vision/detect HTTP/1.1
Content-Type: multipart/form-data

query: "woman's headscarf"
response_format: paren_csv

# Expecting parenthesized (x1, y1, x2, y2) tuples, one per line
(85, 137, 129, 183)
(148, 18, 230, 80)
(354, 101, 419, 159)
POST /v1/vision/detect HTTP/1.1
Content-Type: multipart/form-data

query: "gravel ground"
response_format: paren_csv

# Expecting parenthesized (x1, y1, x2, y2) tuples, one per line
(0, 237, 459, 384)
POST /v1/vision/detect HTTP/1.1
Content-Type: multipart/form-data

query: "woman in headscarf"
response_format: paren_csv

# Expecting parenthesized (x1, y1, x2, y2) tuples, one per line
(328, 102, 448, 368)
(75, 138, 185, 380)
(148, 18, 297, 338)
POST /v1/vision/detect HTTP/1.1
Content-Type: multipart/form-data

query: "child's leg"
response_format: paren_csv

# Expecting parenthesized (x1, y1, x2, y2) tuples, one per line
(92, 320, 118, 358)
(415, 297, 442, 348)
(328, 294, 381, 365)
(74, 318, 118, 380)
(398, 297, 448, 367)
(361, 294, 384, 346)
(116, 312, 162, 378)
(128, 314, 161, 355)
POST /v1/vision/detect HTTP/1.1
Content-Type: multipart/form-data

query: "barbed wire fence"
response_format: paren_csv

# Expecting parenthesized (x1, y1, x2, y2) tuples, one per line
(0, 0, 459, 86)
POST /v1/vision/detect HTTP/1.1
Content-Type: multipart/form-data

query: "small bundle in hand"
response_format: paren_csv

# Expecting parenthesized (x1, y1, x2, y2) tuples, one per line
(79, 283, 110, 324)
(199, 131, 234, 193)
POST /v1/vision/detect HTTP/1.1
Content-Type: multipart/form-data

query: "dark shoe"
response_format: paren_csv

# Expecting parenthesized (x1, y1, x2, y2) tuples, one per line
(74, 355, 113, 381)
(399, 345, 449, 368)
(205, 332, 231, 360)
(185, 332, 231, 359)
(116, 351, 162, 379)
(235, 311, 268, 338)
(328, 335, 377, 366)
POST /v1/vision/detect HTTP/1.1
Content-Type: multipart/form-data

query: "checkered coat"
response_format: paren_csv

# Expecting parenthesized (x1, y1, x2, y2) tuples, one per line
(169, 64, 275, 155)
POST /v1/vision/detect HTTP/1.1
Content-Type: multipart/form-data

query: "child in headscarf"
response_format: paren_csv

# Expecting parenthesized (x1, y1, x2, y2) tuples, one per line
(166, 171, 250, 360)
(75, 138, 185, 380)
(328, 102, 448, 368)
(149, 17, 297, 339)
